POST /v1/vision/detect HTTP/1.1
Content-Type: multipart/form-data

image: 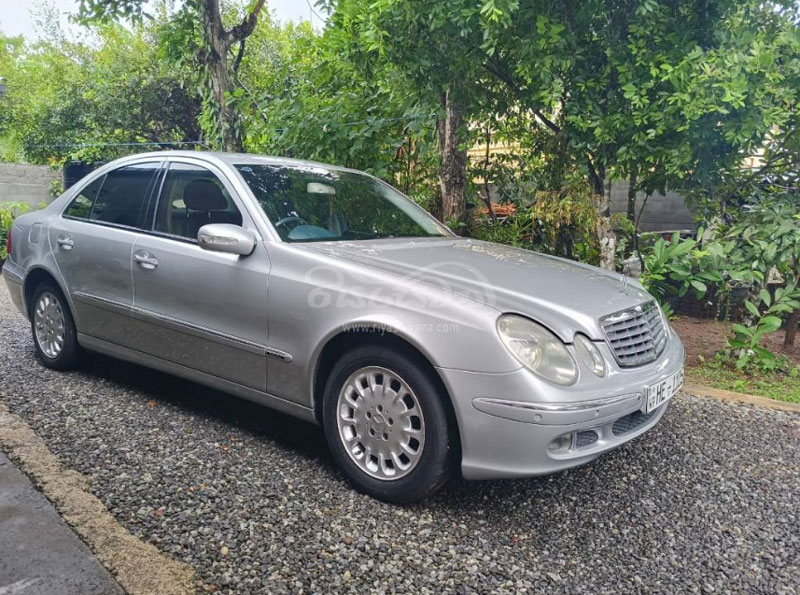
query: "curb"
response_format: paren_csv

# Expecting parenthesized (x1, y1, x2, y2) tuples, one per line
(0, 402, 199, 595)
(684, 382, 800, 414)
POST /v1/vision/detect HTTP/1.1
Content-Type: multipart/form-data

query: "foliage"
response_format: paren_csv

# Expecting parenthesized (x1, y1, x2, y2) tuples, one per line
(690, 354, 800, 404)
(79, 0, 268, 152)
(721, 197, 800, 288)
(611, 213, 637, 270)
(0, 202, 30, 260)
(719, 196, 800, 365)
(728, 283, 797, 371)
(639, 231, 718, 315)
(639, 194, 800, 366)
(239, 19, 439, 197)
(0, 23, 201, 164)
(320, 0, 800, 260)
(470, 182, 601, 264)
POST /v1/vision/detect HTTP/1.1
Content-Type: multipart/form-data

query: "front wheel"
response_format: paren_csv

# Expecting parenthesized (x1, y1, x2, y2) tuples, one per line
(30, 282, 83, 370)
(322, 345, 454, 503)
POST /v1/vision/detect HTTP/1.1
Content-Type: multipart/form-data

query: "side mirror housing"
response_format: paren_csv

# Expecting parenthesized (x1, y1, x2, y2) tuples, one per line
(197, 224, 256, 256)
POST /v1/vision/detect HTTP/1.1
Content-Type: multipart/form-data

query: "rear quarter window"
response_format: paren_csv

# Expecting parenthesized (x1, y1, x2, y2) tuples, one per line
(64, 177, 104, 219)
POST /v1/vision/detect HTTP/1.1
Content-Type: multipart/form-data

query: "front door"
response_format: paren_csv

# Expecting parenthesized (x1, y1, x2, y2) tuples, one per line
(128, 161, 270, 391)
(49, 162, 162, 345)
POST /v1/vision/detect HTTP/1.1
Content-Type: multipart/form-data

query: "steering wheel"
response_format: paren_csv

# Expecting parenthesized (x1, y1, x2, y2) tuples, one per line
(275, 216, 309, 230)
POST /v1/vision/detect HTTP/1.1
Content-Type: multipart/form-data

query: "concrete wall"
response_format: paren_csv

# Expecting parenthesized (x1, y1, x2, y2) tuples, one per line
(0, 163, 61, 209)
(609, 180, 695, 232)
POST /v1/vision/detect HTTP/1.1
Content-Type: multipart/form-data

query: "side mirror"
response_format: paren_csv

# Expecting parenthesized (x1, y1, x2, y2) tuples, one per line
(197, 224, 256, 256)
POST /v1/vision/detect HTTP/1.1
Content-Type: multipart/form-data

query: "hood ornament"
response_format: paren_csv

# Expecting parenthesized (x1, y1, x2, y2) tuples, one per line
(618, 274, 629, 292)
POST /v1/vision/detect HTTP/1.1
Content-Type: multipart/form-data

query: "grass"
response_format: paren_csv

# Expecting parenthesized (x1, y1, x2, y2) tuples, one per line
(687, 359, 800, 405)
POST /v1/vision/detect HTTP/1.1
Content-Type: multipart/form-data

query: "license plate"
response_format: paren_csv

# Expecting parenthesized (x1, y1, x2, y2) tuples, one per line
(644, 367, 683, 414)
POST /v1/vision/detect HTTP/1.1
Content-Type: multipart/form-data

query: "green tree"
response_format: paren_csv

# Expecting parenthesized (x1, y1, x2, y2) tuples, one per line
(324, 0, 501, 230)
(0, 24, 201, 163)
(240, 12, 441, 202)
(326, 0, 799, 264)
(79, 0, 268, 151)
(477, 0, 799, 267)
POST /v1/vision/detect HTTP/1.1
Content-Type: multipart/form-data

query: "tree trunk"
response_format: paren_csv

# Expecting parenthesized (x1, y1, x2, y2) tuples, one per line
(437, 87, 468, 233)
(208, 48, 241, 152)
(626, 171, 638, 222)
(785, 308, 799, 350)
(200, 0, 265, 152)
(596, 179, 617, 271)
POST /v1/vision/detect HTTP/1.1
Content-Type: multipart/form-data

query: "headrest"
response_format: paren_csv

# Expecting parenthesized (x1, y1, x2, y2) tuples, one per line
(183, 179, 227, 211)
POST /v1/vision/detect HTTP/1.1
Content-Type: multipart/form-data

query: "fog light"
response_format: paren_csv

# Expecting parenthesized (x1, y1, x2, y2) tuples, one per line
(549, 432, 575, 454)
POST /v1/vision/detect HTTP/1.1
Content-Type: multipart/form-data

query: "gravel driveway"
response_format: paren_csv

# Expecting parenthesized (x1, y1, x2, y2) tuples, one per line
(1, 286, 798, 594)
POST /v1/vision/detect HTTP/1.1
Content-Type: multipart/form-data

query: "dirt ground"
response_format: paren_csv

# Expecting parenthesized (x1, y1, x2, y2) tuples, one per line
(671, 316, 800, 368)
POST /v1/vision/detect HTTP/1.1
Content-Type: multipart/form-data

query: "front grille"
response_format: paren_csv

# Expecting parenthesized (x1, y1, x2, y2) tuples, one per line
(612, 409, 658, 436)
(601, 301, 667, 367)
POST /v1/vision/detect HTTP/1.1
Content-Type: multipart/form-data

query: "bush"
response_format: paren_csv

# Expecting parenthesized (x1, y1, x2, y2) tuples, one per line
(470, 184, 601, 264)
(0, 202, 30, 260)
(638, 230, 726, 317)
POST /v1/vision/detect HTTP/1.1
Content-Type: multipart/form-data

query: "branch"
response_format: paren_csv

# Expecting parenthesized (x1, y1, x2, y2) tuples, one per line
(228, 0, 267, 42)
(481, 58, 561, 134)
(586, 156, 604, 196)
(233, 39, 246, 72)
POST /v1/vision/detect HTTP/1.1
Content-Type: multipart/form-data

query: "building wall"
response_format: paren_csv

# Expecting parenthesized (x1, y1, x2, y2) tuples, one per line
(609, 180, 695, 233)
(0, 163, 61, 209)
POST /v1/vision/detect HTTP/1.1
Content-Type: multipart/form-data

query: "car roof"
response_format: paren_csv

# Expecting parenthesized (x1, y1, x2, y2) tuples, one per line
(114, 150, 361, 175)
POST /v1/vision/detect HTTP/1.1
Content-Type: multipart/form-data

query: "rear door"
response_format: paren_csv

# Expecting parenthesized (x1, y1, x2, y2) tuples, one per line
(127, 160, 270, 391)
(49, 162, 163, 345)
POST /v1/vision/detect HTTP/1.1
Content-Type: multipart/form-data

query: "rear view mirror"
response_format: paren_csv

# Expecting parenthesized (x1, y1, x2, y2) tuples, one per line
(307, 182, 336, 195)
(197, 224, 256, 256)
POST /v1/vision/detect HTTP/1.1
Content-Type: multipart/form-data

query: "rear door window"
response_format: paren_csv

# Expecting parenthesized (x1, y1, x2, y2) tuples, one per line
(89, 162, 162, 229)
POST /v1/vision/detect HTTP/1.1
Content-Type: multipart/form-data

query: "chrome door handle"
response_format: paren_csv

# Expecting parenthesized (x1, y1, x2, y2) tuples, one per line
(133, 251, 158, 269)
(56, 236, 74, 250)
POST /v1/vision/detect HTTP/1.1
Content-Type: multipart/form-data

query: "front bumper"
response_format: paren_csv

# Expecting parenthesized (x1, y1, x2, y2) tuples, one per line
(438, 333, 685, 480)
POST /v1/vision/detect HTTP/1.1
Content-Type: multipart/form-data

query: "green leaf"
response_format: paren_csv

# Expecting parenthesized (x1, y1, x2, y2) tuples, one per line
(758, 289, 771, 307)
(690, 280, 707, 295)
(732, 323, 750, 336)
(745, 300, 760, 318)
(758, 316, 782, 332)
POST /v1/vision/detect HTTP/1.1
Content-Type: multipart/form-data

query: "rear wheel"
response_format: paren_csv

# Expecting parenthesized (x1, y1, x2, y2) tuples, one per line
(322, 345, 453, 503)
(30, 282, 82, 370)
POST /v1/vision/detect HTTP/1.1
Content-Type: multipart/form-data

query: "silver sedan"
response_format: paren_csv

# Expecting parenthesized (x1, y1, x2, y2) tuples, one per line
(2, 151, 684, 502)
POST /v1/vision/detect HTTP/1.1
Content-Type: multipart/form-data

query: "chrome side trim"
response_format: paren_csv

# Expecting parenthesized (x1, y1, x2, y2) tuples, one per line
(127, 306, 266, 356)
(265, 346, 293, 362)
(77, 333, 316, 423)
(472, 393, 644, 426)
(73, 291, 293, 361)
(475, 393, 640, 412)
(72, 291, 130, 315)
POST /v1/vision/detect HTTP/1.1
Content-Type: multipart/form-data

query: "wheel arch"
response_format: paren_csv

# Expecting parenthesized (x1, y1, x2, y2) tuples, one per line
(311, 328, 463, 459)
(23, 267, 70, 321)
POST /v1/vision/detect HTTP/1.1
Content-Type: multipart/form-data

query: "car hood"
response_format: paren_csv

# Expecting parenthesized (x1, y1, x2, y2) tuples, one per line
(301, 237, 654, 341)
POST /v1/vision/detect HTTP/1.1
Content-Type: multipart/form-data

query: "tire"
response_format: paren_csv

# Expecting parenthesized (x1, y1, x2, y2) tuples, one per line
(30, 281, 83, 370)
(322, 345, 453, 503)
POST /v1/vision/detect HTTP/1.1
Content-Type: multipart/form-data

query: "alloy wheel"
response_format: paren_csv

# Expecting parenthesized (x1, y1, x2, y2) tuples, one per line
(336, 366, 426, 480)
(34, 291, 66, 359)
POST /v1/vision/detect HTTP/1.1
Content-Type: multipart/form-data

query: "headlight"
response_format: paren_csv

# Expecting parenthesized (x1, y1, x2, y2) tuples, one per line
(574, 334, 607, 377)
(497, 314, 578, 385)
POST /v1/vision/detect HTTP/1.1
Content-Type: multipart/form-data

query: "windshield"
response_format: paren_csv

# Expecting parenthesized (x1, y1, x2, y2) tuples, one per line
(235, 163, 451, 242)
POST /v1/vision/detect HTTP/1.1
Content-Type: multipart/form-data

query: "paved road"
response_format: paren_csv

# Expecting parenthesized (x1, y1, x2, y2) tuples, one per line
(0, 452, 124, 595)
(0, 285, 798, 594)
